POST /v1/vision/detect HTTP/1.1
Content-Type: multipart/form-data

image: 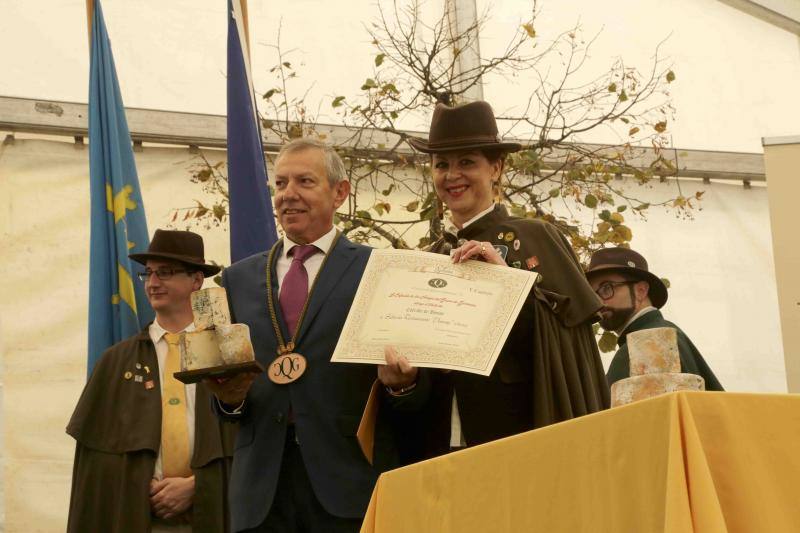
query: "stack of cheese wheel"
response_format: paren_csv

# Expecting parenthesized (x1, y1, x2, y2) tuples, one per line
(610, 327, 704, 407)
(180, 287, 255, 371)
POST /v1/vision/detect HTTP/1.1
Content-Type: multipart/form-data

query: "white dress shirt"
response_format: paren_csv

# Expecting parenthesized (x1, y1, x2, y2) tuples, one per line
(276, 226, 339, 294)
(149, 320, 196, 481)
(444, 203, 496, 237)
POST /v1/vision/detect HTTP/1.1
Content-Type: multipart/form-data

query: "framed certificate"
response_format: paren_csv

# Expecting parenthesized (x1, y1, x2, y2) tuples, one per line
(331, 249, 537, 376)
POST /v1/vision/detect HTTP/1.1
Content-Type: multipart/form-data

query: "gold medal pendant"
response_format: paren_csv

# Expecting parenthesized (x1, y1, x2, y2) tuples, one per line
(268, 352, 307, 384)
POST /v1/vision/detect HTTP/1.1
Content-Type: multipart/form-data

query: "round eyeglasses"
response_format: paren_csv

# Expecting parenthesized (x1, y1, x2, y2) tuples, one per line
(137, 268, 190, 281)
(594, 280, 635, 301)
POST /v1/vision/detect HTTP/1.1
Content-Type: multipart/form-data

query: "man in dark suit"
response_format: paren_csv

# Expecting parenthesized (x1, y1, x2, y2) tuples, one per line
(205, 138, 423, 533)
(585, 247, 723, 390)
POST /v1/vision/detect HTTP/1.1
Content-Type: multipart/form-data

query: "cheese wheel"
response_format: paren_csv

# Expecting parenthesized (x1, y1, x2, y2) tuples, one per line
(191, 287, 231, 331)
(611, 373, 705, 407)
(627, 327, 680, 376)
(216, 323, 255, 365)
(180, 329, 223, 370)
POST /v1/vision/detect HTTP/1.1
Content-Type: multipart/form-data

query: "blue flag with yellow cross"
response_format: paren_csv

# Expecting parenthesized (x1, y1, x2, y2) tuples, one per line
(87, 0, 154, 376)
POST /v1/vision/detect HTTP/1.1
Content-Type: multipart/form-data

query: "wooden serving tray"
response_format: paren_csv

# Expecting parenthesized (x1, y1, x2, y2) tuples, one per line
(174, 360, 265, 384)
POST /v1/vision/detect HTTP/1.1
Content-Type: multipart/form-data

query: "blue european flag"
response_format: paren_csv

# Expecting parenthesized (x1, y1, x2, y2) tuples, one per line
(87, 0, 154, 375)
(227, 0, 278, 262)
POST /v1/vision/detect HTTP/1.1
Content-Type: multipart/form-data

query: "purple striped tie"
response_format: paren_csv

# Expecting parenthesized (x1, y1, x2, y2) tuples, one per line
(279, 244, 319, 336)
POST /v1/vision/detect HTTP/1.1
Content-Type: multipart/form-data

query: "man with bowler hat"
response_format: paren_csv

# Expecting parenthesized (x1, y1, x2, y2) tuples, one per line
(67, 229, 237, 533)
(585, 247, 723, 390)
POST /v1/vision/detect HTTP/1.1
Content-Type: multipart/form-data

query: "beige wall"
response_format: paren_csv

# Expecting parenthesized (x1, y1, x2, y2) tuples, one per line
(764, 141, 800, 392)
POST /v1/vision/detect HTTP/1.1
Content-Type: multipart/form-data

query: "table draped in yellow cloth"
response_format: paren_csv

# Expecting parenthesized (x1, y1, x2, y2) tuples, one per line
(361, 392, 800, 533)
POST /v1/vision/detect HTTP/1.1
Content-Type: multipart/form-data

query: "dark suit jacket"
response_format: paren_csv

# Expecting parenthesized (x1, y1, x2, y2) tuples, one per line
(220, 234, 416, 532)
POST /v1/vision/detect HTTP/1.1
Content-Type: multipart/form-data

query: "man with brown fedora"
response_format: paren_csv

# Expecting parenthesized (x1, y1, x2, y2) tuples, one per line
(585, 246, 723, 390)
(67, 229, 237, 533)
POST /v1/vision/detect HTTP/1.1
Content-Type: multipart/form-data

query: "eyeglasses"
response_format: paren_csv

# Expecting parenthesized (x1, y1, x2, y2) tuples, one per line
(594, 281, 635, 301)
(137, 268, 191, 281)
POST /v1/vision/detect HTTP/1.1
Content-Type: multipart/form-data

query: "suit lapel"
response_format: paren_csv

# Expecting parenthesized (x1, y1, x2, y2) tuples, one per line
(295, 236, 359, 342)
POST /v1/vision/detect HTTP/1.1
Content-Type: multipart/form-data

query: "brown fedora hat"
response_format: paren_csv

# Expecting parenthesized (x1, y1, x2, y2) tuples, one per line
(585, 247, 668, 308)
(129, 229, 220, 276)
(408, 101, 523, 154)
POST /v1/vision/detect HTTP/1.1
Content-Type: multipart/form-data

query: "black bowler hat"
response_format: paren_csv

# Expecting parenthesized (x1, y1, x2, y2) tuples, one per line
(585, 247, 668, 308)
(129, 229, 220, 276)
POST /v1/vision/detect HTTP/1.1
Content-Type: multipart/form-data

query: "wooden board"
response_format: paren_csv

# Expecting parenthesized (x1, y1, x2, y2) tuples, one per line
(173, 360, 264, 384)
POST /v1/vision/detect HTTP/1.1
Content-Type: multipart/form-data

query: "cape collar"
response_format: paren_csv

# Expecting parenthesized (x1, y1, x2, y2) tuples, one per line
(617, 309, 664, 347)
(444, 204, 511, 245)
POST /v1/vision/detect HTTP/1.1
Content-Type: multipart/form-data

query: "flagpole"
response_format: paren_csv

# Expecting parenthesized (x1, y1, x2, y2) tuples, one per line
(240, 0, 250, 63)
(86, 0, 94, 45)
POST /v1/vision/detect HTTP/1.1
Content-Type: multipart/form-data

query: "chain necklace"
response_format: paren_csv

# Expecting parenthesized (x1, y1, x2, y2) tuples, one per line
(263, 231, 341, 383)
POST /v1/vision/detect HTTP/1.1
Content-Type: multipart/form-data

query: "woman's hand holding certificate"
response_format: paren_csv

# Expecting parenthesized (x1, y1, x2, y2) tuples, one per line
(331, 249, 537, 376)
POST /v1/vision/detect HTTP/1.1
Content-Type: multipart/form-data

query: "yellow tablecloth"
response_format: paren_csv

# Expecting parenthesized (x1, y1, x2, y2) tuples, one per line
(361, 392, 800, 533)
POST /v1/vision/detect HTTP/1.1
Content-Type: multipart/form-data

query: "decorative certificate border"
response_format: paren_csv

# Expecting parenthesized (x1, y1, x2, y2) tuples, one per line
(331, 249, 537, 376)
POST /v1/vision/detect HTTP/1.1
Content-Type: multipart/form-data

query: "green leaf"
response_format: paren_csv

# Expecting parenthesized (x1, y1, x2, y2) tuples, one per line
(405, 200, 419, 212)
(381, 83, 399, 94)
(331, 96, 345, 108)
(599, 209, 611, 221)
(598, 331, 618, 353)
(549, 187, 560, 198)
(361, 78, 378, 90)
(510, 205, 527, 217)
(628, 126, 640, 136)
(584, 194, 598, 208)
(381, 184, 394, 196)
(616, 205, 627, 213)
(263, 88, 278, 100)
(661, 277, 671, 289)
(666, 70, 676, 83)
(375, 53, 386, 67)
(355, 210, 372, 220)
(390, 111, 399, 119)
(196, 168, 212, 182)
(618, 90, 628, 102)
(607, 82, 617, 93)
(614, 224, 632, 241)
(634, 203, 650, 211)
(373, 201, 391, 215)
(282, 62, 291, 68)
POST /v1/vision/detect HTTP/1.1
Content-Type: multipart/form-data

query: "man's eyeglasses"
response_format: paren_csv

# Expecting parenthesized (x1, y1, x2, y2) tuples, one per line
(137, 268, 191, 281)
(594, 280, 635, 301)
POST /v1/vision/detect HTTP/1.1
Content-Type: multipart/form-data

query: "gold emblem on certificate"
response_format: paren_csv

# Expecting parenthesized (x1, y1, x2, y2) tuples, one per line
(268, 353, 308, 384)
